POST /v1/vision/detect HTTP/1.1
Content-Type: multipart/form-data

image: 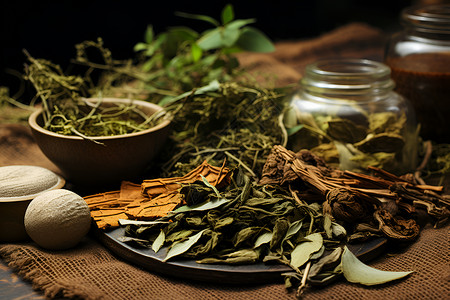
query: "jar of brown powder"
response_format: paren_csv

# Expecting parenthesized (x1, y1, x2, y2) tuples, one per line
(385, 4, 450, 143)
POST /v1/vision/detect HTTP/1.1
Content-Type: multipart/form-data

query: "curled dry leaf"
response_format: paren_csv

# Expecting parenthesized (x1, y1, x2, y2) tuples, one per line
(374, 209, 420, 241)
(341, 246, 413, 286)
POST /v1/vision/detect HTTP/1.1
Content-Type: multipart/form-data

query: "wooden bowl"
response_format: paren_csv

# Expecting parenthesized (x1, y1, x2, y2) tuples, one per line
(28, 98, 171, 187)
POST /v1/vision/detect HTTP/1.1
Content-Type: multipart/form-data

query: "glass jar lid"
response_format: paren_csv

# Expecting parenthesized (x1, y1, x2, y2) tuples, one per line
(402, 4, 450, 33)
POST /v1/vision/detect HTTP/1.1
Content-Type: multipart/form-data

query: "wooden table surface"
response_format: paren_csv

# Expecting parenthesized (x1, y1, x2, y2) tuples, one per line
(0, 259, 45, 299)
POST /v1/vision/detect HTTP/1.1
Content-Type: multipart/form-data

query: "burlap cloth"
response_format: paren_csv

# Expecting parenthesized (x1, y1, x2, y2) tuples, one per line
(1, 23, 449, 299)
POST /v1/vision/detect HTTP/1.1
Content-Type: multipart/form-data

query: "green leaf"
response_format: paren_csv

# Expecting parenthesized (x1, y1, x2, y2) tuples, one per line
(200, 174, 221, 197)
(221, 4, 234, 25)
(134, 42, 148, 52)
(197, 28, 224, 50)
(236, 27, 275, 53)
(254, 231, 273, 248)
(290, 232, 323, 269)
(163, 229, 207, 262)
(221, 26, 240, 47)
(142, 59, 155, 72)
(167, 27, 199, 41)
(152, 230, 165, 253)
(225, 19, 255, 31)
(145, 25, 154, 43)
(341, 246, 413, 285)
(175, 11, 220, 27)
(285, 220, 303, 239)
(286, 124, 305, 136)
(331, 222, 347, 239)
(158, 80, 220, 106)
(191, 42, 203, 62)
(172, 197, 229, 213)
(310, 246, 325, 261)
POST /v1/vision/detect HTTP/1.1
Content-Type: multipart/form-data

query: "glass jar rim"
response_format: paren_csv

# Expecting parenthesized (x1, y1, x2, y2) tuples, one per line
(302, 58, 394, 94)
(305, 58, 391, 80)
(402, 4, 450, 32)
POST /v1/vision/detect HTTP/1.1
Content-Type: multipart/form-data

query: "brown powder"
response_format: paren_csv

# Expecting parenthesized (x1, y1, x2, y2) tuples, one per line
(386, 53, 450, 143)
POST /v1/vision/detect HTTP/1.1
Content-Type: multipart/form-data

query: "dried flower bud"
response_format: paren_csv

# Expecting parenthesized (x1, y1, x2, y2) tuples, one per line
(326, 188, 373, 223)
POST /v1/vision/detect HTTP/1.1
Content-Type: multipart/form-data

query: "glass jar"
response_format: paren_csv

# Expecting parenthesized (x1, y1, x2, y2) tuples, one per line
(284, 58, 418, 175)
(385, 4, 450, 143)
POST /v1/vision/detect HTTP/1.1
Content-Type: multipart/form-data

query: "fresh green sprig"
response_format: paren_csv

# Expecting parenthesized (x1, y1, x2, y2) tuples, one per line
(133, 4, 275, 103)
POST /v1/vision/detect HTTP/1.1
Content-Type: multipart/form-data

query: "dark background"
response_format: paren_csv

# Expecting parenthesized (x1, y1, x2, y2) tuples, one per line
(0, 0, 423, 97)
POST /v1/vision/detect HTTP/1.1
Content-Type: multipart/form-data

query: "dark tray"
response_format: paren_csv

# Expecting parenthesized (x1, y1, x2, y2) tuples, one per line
(96, 227, 387, 285)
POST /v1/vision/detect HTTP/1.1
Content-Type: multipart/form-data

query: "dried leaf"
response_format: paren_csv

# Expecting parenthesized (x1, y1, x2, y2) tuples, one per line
(281, 220, 303, 252)
(324, 214, 332, 239)
(290, 232, 323, 269)
(197, 249, 260, 265)
(254, 231, 273, 248)
(341, 246, 413, 285)
(309, 247, 342, 278)
(212, 216, 234, 229)
(118, 219, 170, 226)
(172, 198, 229, 213)
(165, 230, 194, 243)
(201, 174, 221, 197)
(310, 245, 325, 260)
(117, 236, 149, 244)
(152, 230, 165, 253)
(327, 119, 366, 143)
(163, 229, 207, 262)
(369, 112, 406, 135)
(270, 218, 289, 249)
(234, 227, 261, 247)
(284, 220, 303, 242)
(331, 222, 347, 239)
(374, 209, 420, 241)
(355, 133, 405, 153)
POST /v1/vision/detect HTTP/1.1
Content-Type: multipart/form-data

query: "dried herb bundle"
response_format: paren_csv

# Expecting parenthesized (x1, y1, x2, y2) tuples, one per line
(260, 145, 450, 242)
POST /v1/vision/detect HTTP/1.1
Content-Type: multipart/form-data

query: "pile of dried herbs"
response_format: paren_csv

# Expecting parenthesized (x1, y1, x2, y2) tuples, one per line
(156, 80, 289, 178)
(0, 87, 34, 124)
(122, 169, 348, 296)
(17, 4, 275, 141)
(23, 51, 162, 139)
(260, 145, 449, 236)
(115, 145, 446, 296)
